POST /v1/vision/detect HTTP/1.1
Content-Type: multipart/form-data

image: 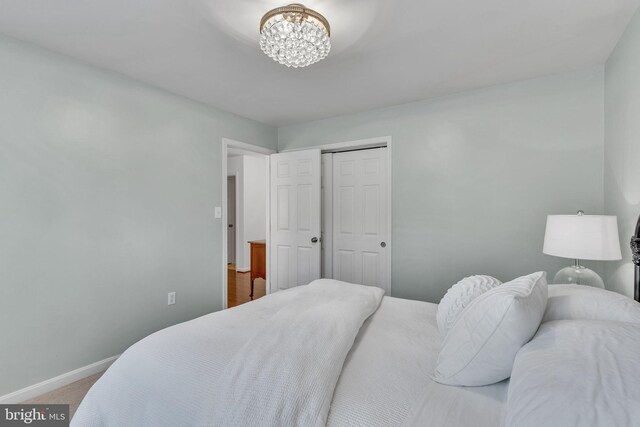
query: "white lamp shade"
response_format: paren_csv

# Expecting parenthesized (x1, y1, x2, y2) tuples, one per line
(543, 214, 622, 261)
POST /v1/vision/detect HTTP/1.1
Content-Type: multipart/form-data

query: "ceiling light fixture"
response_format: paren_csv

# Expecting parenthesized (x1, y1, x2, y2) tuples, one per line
(259, 3, 331, 68)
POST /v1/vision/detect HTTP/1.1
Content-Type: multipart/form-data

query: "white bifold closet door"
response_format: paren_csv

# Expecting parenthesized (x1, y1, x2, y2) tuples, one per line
(270, 149, 322, 292)
(332, 148, 389, 292)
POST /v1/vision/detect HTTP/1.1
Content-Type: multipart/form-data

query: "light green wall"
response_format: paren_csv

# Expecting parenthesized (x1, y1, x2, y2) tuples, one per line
(604, 8, 640, 298)
(0, 35, 277, 395)
(279, 68, 605, 302)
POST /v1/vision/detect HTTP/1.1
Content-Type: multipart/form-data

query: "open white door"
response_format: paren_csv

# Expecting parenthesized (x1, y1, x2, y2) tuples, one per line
(270, 149, 322, 292)
(332, 148, 389, 292)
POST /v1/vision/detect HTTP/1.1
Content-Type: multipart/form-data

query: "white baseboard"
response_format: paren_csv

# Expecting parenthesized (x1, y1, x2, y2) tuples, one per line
(0, 355, 120, 404)
(236, 267, 250, 273)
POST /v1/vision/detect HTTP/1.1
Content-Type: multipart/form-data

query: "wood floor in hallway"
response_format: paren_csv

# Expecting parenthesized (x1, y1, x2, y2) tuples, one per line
(228, 266, 266, 308)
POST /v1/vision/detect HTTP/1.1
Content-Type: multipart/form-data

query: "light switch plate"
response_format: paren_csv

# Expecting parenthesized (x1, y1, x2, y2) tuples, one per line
(214, 207, 222, 218)
(167, 292, 176, 306)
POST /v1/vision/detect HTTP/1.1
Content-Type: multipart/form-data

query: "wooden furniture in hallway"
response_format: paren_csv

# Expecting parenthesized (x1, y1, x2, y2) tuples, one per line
(249, 239, 266, 299)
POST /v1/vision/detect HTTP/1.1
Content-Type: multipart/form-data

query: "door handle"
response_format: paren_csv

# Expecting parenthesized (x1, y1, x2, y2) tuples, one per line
(311, 237, 319, 243)
(380, 242, 386, 248)
(229, 224, 234, 228)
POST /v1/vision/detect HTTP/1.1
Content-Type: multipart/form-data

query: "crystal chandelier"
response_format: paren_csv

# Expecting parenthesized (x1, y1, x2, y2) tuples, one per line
(259, 3, 331, 68)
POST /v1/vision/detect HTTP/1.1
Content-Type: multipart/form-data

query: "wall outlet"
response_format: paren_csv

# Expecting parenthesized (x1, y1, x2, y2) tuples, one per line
(214, 207, 222, 218)
(167, 292, 176, 306)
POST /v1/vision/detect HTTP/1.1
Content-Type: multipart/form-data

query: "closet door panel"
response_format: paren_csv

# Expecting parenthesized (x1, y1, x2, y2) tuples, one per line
(332, 148, 389, 292)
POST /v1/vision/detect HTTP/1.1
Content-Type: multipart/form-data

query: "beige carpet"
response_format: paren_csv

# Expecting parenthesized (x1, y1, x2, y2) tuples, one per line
(23, 371, 103, 419)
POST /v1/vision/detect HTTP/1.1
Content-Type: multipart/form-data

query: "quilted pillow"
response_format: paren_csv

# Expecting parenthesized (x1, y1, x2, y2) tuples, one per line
(437, 275, 502, 336)
(433, 271, 548, 386)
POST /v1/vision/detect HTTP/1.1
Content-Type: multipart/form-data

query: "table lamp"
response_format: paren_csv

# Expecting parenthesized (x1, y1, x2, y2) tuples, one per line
(543, 211, 622, 288)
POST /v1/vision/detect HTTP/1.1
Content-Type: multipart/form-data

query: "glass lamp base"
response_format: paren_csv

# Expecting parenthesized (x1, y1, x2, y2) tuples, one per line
(552, 265, 604, 288)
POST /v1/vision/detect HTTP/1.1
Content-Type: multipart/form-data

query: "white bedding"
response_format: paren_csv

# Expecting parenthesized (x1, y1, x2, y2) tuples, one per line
(208, 280, 383, 426)
(73, 280, 383, 427)
(73, 280, 509, 427)
(506, 319, 640, 427)
(328, 296, 508, 427)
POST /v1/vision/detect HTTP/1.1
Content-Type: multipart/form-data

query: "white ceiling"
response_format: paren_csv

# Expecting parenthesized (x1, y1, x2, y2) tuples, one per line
(0, 0, 638, 126)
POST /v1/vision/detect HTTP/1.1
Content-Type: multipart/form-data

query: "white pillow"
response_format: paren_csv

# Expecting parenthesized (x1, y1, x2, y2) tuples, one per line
(433, 271, 548, 386)
(506, 320, 640, 427)
(437, 275, 502, 336)
(544, 284, 640, 324)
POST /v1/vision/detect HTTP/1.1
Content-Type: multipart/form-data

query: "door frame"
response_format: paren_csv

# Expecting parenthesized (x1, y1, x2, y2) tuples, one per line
(226, 174, 238, 266)
(221, 138, 275, 309)
(281, 136, 393, 294)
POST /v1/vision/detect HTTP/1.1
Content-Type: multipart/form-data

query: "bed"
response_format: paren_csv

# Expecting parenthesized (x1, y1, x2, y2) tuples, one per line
(72, 278, 640, 427)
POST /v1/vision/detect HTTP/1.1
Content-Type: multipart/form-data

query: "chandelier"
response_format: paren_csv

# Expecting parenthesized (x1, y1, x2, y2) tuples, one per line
(259, 3, 331, 68)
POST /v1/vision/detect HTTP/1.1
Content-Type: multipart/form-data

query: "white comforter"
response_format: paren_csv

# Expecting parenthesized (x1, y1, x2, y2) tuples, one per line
(72, 280, 384, 427)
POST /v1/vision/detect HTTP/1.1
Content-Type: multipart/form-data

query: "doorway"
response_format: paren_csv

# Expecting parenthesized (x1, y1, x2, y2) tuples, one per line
(221, 139, 274, 309)
(221, 137, 392, 309)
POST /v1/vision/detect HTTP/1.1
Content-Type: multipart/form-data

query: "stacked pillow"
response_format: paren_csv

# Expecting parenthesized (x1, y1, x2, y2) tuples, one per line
(433, 271, 548, 386)
(436, 276, 640, 423)
(436, 275, 502, 336)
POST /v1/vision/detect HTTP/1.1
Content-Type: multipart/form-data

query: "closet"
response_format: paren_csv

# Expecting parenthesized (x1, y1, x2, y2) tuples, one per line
(270, 147, 390, 293)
